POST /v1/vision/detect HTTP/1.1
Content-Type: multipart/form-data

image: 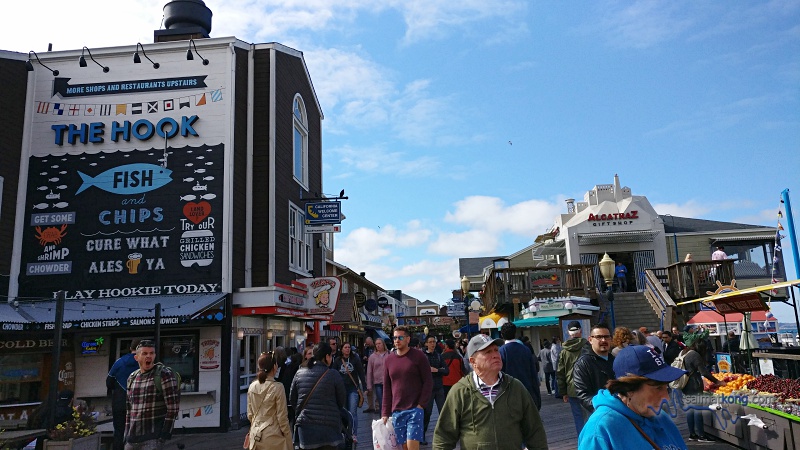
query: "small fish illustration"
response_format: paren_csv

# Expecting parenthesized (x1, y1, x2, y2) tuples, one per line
(56, 185, 67, 190)
(180, 195, 197, 201)
(207, 148, 213, 152)
(148, 153, 154, 156)
(51, 165, 59, 169)
(183, 177, 195, 183)
(80, 156, 86, 160)
(52, 202, 69, 208)
(194, 169, 206, 174)
(187, 150, 193, 154)
(202, 176, 214, 181)
(32, 203, 48, 210)
(123, 154, 130, 158)
(76, 163, 173, 195)
(61, 158, 67, 161)
(37, 186, 48, 191)
(48, 177, 59, 182)
(205, 162, 213, 166)
(59, 171, 67, 175)
(185, 163, 194, 167)
(39, 172, 48, 176)
(200, 193, 216, 200)
(90, 163, 98, 166)
(196, 155, 205, 160)
(99, 155, 106, 159)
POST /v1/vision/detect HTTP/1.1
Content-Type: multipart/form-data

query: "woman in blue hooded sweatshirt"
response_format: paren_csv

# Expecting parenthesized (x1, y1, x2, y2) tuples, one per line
(578, 345, 688, 450)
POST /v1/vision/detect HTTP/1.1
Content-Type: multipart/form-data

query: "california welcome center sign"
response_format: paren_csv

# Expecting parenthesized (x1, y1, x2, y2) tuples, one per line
(12, 43, 232, 300)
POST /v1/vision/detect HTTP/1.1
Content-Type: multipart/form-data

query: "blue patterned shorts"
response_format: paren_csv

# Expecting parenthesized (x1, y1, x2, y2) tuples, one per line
(392, 407, 424, 444)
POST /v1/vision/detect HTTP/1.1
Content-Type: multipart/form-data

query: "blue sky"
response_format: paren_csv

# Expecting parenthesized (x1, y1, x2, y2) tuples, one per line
(3, 1, 799, 322)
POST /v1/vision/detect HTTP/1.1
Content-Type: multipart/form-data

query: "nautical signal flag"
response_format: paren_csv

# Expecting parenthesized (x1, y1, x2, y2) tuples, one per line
(179, 97, 191, 109)
(131, 103, 143, 114)
(211, 89, 222, 102)
(52, 103, 64, 115)
(147, 101, 158, 113)
(68, 104, 81, 116)
(164, 99, 174, 111)
(195, 93, 206, 106)
(99, 104, 112, 116)
(37, 102, 50, 114)
(116, 104, 127, 115)
(84, 105, 96, 116)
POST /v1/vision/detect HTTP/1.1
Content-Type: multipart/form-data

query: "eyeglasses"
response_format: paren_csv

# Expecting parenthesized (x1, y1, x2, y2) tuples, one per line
(590, 335, 612, 340)
(393, 336, 406, 341)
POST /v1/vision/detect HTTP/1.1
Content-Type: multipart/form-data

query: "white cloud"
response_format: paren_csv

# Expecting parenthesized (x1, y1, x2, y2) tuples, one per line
(653, 201, 710, 218)
(334, 222, 431, 268)
(391, 0, 528, 45)
(428, 230, 500, 256)
(445, 196, 562, 237)
(329, 144, 442, 177)
(587, 2, 695, 49)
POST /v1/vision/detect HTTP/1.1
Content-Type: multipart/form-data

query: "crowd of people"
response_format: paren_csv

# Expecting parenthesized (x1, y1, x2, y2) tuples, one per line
(235, 320, 738, 449)
(84, 320, 738, 450)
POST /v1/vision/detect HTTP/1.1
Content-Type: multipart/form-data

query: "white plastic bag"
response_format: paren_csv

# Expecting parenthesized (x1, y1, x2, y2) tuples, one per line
(372, 419, 401, 450)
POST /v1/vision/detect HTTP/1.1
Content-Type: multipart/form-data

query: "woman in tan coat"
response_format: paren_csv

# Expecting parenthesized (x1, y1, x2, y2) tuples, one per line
(247, 352, 292, 450)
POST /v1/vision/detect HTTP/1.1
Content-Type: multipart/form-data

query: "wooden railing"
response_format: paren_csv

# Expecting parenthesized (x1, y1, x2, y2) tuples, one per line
(483, 264, 599, 313)
(641, 260, 736, 330)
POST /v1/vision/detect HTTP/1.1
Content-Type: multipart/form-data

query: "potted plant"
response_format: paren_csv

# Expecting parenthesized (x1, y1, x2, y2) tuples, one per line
(43, 406, 100, 450)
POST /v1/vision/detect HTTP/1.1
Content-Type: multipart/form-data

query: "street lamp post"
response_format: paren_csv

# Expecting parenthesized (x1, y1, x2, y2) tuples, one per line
(598, 253, 616, 329)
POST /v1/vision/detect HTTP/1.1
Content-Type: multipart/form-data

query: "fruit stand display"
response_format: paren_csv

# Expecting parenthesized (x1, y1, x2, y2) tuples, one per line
(702, 373, 800, 449)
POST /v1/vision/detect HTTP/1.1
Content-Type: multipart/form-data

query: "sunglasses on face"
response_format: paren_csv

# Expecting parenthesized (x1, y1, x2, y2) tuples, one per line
(590, 335, 612, 340)
(393, 336, 406, 341)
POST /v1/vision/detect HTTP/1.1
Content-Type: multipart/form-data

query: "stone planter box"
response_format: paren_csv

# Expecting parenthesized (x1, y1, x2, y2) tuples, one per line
(43, 434, 101, 450)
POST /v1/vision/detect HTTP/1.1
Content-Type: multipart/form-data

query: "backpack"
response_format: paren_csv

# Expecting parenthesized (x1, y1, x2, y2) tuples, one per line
(669, 350, 692, 390)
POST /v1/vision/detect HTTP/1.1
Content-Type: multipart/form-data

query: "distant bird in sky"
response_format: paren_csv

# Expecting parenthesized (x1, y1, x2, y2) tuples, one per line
(508, 140, 512, 145)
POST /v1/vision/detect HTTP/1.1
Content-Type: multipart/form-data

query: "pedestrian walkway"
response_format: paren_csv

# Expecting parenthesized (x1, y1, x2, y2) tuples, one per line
(169, 385, 740, 449)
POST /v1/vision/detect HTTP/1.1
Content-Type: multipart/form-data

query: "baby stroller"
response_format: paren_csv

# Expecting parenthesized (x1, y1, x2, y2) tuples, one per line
(339, 407, 354, 450)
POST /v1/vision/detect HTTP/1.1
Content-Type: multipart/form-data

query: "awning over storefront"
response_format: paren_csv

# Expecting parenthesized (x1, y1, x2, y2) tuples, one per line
(513, 317, 559, 328)
(532, 240, 565, 256)
(577, 230, 660, 245)
(373, 329, 390, 341)
(1, 293, 227, 331)
(710, 234, 775, 244)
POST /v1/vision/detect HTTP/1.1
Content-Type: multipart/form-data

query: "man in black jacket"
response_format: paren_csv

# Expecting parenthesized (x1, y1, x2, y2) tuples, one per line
(572, 323, 615, 413)
(422, 335, 449, 445)
(661, 331, 682, 365)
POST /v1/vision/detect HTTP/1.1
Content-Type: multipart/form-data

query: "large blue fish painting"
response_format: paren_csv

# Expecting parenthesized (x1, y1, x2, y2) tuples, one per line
(76, 163, 173, 195)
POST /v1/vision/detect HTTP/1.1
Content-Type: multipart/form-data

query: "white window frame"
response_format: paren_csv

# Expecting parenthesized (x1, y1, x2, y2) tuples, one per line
(289, 203, 313, 274)
(292, 95, 309, 188)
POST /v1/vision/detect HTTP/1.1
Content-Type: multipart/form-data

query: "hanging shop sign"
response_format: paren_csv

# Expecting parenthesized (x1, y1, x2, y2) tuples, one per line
(355, 292, 367, 307)
(304, 201, 341, 225)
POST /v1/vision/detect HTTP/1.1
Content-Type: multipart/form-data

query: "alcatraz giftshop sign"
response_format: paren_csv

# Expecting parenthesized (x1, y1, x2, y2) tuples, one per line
(18, 70, 226, 300)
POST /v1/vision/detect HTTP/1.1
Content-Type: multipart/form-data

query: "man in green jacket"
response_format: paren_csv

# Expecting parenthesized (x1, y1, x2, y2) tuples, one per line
(432, 334, 547, 450)
(556, 321, 589, 435)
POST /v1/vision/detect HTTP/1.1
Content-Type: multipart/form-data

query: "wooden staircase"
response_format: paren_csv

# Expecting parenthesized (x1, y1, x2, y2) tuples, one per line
(600, 292, 662, 332)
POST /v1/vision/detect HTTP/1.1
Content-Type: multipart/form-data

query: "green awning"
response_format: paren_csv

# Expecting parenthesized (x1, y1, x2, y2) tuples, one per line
(513, 317, 559, 328)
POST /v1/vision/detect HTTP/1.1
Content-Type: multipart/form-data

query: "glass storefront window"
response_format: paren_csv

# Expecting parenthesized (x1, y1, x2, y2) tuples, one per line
(160, 335, 198, 392)
(0, 354, 43, 404)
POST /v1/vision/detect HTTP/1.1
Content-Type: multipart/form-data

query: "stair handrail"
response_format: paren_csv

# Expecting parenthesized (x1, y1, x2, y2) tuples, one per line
(643, 269, 677, 331)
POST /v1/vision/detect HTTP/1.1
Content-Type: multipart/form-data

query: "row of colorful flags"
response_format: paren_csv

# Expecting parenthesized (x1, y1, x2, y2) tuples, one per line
(35, 89, 224, 116)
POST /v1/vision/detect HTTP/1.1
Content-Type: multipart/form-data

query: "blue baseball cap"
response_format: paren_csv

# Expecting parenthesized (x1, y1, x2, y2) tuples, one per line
(613, 345, 687, 382)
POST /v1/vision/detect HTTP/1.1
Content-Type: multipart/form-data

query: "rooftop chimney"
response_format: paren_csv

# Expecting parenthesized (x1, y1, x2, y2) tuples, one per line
(154, 0, 212, 43)
(565, 198, 575, 214)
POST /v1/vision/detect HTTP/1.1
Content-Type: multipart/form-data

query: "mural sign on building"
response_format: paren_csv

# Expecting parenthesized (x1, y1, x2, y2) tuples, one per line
(14, 49, 230, 300)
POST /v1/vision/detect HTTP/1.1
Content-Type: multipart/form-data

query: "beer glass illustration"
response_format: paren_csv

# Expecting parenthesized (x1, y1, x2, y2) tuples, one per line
(126, 252, 143, 274)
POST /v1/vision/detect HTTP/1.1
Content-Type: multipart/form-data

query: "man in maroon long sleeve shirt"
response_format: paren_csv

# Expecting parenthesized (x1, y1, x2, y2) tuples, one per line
(383, 326, 433, 450)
